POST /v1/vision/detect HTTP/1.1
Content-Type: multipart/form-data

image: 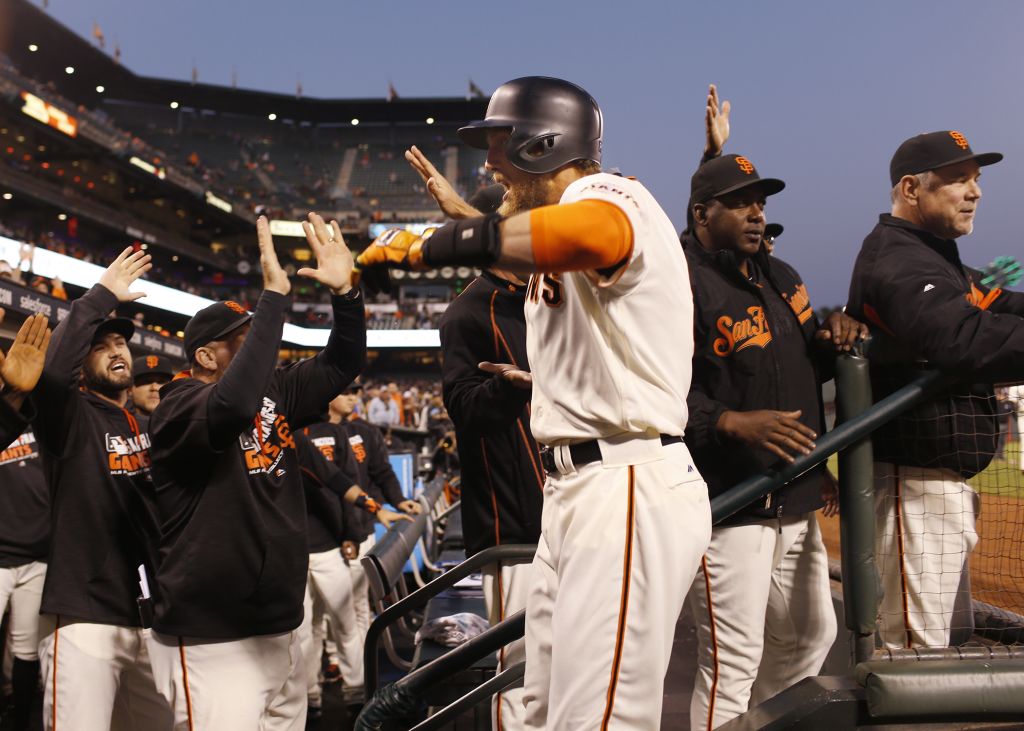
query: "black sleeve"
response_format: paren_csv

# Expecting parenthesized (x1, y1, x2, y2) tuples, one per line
(685, 383, 728, 451)
(33, 284, 119, 455)
(275, 292, 367, 431)
(0, 394, 32, 447)
(440, 312, 531, 436)
(988, 289, 1024, 317)
(364, 425, 405, 506)
(869, 254, 1024, 380)
(206, 291, 288, 451)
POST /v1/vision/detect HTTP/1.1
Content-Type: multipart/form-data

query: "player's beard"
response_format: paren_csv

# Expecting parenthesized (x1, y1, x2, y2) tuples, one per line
(82, 364, 131, 400)
(498, 177, 551, 216)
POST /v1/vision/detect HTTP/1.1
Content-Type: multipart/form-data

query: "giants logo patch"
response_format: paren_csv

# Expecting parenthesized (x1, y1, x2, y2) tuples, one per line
(224, 301, 247, 314)
(0, 430, 38, 466)
(311, 435, 336, 462)
(713, 306, 772, 356)
(146, 355, 160, 369)
(949, 131, 969, 150)
(348, 434, 367, 463)
(106, 432, 152, 476)
(239, 397, 295, 474)
(735, 156, 755, 175)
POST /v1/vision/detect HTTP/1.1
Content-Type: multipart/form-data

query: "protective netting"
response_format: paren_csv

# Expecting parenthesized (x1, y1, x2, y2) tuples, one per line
(870, 381, 1024, 649)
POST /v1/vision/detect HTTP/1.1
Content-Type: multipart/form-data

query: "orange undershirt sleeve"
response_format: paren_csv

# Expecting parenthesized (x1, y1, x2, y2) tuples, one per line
(529, 199, 634, 273)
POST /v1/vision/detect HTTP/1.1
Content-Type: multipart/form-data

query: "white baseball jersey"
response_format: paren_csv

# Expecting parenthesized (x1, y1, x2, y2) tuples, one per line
(525, 173, 694, 445)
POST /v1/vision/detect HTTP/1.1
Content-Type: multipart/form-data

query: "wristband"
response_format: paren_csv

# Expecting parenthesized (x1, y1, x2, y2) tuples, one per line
(421, 214, 503, 269)
(354, 492, 381, 514)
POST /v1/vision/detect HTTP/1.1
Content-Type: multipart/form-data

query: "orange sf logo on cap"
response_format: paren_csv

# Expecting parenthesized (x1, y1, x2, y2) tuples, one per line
(146, 356, 159, 369)
(735, 156, 755, 175)
(949, 131, 969, 150)
(224, 301, 247, 314)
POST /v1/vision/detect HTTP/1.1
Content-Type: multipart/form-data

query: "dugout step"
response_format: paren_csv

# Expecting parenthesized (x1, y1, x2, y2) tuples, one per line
(717, 675, 1024, 730)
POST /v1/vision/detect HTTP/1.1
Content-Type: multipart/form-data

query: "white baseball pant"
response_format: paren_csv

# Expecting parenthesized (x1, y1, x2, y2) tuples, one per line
(0, 561, 45, 661)
(523, 438, 710, 731)
(38, 616, 172, 731)
(688, 514, 836, 730)
(482, 560, 533, 731)
(300, 548, 362, 706)
(874, 463, 979, 649)
(319, 533, 376, 681)
(148, 628, 306, 731)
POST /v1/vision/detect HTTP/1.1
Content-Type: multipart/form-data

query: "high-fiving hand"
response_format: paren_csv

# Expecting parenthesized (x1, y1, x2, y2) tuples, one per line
(704, 84, 731, 159)
(299, 212, 355, 295)
(406, 146, 481, 220)
(98, 247, 151, 303)
(0, 313, 52, 394)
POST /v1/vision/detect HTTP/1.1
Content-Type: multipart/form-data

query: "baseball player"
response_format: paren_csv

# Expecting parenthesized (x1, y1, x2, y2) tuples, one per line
(146, 213, 365, 730)
(32, 248, 172, 730)
(354, 76, 711, 731)
(407, 143, 543, 731)
(0, 311, 52, 446)
(682, 146, 865, 728)
(294, 426, 407, 719)
(0, 315, 52, 730)
(130, 354, 174, 417)
(846, 131, 1024, 648)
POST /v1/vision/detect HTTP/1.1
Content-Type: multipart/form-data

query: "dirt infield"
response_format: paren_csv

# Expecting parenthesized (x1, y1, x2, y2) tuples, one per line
(817, 490, 1024, 617)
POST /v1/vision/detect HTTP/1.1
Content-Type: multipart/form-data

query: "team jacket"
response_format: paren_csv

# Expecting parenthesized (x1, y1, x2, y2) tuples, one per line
(440, 272, 544, 555)
(149, 290, 366, 639)
(296, 428, 358, 553)
(0, 397, 32, 448)
(306, 418, 404, 544)
(33, 285, 161, 626)
(0, 426, 49, 568)
(682, 234, 829, 524)
(846, 214, 1024, 477)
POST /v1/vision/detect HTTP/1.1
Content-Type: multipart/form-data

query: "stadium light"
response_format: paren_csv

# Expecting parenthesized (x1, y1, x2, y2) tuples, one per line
(1, 193, 12, 200)
(64, 66, 74, 75)
(268, 113, 277, 121)
(169, 101, 179, 109)
(426, 117, 435, 125)
(57, 213, 67, 221)
(96, 85, 105, 93)
(28, 44, 38, 52)
(350, 118, 359, 126)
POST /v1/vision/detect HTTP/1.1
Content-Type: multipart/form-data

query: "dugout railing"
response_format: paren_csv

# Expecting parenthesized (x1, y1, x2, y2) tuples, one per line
(357, 349, 1024, 729)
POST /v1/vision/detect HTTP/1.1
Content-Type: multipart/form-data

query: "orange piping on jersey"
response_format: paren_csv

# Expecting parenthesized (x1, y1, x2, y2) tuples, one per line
(495, 566, 507, 731)
(489, 290, 501, 363)
(601, 466, 636, 730)
(702, 557, 720, 731)
(530, 200, 634, 273)
(894, 468, 913, 649)
(179, 639, 196, 730)
(481, 440, 501, 546)
(978, 287, 1002, 311)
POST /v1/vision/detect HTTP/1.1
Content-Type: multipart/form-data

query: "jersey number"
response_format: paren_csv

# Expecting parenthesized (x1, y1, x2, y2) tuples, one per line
(527, 274, 564, 308)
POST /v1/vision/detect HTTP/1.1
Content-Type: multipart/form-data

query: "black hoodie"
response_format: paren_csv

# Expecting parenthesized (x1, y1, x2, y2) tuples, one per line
(149, 290, 365, 639)
(0, 425, 49, 568)
(33, 284, 160, 626)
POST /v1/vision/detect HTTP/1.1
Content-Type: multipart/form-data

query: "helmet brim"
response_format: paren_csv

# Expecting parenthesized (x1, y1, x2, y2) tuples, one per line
(457, 118, 517, 149)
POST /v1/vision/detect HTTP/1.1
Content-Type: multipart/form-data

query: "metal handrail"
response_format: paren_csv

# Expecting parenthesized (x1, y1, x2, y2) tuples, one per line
(410, 663, 526, 731)
(364, 543, 536, 694)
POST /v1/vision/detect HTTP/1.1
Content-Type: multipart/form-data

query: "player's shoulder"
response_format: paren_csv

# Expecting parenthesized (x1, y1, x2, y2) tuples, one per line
(560, 172, 646, 215)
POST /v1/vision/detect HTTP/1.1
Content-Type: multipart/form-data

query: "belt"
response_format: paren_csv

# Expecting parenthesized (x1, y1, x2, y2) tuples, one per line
(539, 434, 683, 474)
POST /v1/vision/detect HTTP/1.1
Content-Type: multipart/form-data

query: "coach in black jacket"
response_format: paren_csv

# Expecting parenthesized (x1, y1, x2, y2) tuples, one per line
(681, 151, 865, 730)
(846, 131, 1024, 650)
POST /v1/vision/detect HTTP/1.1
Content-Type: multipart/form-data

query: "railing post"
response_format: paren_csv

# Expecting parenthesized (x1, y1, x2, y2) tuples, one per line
(834, 353, 879, 665)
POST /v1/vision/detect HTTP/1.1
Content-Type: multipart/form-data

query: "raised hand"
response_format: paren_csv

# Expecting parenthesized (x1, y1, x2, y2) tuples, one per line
(478, 361, 533, 390)
(406, 146, 481, 220)
(0, 313, 52, 394)
(98, 247, 151, 303)
(704, 84, 731, 159)
(299, 213, 355, 295)
(256, 216, 291, 296)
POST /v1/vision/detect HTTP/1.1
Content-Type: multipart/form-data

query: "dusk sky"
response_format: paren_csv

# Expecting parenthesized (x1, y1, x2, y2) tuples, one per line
(42, 0, 1024, 305)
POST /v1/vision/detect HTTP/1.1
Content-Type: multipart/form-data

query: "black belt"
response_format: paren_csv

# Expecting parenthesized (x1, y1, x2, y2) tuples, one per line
(539, 434, 683, 474)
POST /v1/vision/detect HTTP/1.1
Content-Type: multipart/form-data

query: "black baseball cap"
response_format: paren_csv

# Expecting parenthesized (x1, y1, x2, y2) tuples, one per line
(132, 354, 174, 382)
(91, 317, 135, 345)
(889, 131, 1002, 186)
(690, 154, 785, 206)
(764, 223, 784, 240)
(183, 300, 252, 361)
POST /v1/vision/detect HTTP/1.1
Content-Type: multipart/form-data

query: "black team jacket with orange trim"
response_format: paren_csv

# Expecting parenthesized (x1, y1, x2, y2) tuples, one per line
(846, 214, 1024, 477)
(682, 234, 830, 524)
(296, 428, 359, 553)
(440, 272, 544, 556)
(0, 397, 32, 448)
(33, 285, 161, 627)
(149, 290, 365, 639)
(0, 425, 49, 568)
(306, 417, 405, 544)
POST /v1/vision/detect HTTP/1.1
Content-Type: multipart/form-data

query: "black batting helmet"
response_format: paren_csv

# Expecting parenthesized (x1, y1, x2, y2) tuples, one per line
(458, 77, 602, 175)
